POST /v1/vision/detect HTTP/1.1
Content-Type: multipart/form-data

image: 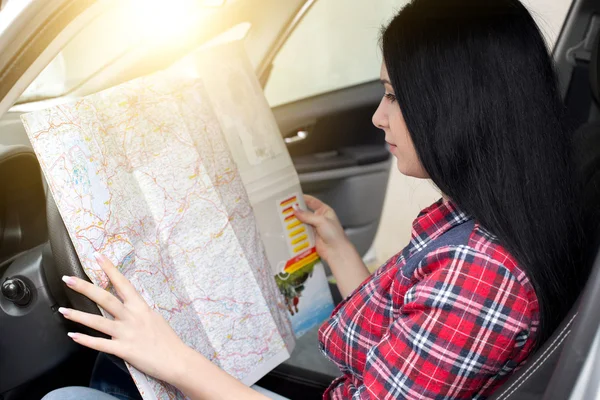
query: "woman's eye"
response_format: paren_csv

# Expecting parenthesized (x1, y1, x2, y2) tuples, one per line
(384, 93, 396, 103)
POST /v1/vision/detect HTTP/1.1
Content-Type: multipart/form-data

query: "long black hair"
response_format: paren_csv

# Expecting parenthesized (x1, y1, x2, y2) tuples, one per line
(382, 0, 586, 347)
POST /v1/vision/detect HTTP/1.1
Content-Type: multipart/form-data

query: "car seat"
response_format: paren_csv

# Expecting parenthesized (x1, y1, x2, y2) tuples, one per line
(488, 32, 600, 400)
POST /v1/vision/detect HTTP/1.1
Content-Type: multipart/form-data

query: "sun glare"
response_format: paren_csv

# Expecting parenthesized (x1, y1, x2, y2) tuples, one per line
(129, 0, 221, 45)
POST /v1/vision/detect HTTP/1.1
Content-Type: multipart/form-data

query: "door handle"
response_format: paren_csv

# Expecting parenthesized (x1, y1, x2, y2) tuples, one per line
(284, 130, 308, 144)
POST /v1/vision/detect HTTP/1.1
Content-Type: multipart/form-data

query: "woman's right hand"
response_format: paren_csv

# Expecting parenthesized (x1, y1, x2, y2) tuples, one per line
(293, 195, 351, 263)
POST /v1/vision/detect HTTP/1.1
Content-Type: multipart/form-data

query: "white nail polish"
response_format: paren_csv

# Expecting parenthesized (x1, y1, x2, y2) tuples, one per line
(62, 276, 75, 286)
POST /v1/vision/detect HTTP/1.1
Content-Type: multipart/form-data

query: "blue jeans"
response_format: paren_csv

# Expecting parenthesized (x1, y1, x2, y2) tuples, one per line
(43, 386, 290, 400)
(42, 387, 119, 400)
(43, 353, 142, 400)
(42, 353, 290, 400)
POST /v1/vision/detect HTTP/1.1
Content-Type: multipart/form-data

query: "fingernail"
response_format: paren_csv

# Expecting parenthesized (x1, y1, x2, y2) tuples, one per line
(62, 276, 76, 287)
(58, 307, 70, 316)
(94, 253, 104, 263)
(292, 204, 299, 211)
(67, 332, 78, 339)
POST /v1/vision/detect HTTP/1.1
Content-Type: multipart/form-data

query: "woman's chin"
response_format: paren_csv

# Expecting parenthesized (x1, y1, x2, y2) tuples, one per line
(395, 158, 411, 176)
(395, 158, 429, 179)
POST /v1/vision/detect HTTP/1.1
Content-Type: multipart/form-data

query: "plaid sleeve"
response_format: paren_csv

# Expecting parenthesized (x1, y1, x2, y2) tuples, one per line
(344, 245, 535, 400)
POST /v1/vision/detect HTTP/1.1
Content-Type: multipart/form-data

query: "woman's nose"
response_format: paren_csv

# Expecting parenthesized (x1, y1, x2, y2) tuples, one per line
(372, 101, 387, 130)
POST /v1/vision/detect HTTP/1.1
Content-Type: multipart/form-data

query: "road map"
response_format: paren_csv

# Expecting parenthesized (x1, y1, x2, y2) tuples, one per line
(22, 44, 333, 399)
(182, 44, 335, 337)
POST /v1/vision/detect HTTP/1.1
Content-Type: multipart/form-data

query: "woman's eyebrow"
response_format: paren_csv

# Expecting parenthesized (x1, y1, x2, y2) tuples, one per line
(380, 79, 392, 86)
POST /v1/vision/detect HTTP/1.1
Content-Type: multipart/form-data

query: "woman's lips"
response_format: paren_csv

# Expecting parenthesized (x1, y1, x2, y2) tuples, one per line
(386, 141, 398, 155)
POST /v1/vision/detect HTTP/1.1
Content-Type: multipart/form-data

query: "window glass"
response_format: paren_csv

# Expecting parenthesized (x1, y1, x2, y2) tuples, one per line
(15, 0, 304, 104)
(264, 0, 410, 107)
(522, 0, 573, 47)
(264, 0, 573, 108)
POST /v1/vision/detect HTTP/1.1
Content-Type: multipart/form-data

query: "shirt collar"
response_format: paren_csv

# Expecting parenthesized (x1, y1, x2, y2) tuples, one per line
(408, 198, 471, 252)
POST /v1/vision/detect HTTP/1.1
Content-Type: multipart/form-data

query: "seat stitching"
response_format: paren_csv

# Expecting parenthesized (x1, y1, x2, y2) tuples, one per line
(499, 330, 571, 400)
(494, 313, 577, 400)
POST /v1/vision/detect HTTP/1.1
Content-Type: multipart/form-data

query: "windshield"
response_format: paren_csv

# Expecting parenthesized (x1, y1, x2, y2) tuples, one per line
(16, 0, 304, 105)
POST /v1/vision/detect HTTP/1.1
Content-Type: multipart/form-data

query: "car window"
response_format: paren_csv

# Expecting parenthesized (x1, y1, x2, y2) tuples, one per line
(264, 0, 573, 108)
(18, 1, 223, 103)
(521, 0, 574, 47)
(15, 0, 304, 105)
(264, 0, 410, 108)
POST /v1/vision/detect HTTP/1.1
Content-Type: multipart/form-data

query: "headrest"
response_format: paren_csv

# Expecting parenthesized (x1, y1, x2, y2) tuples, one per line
(590, 34, 600, 105)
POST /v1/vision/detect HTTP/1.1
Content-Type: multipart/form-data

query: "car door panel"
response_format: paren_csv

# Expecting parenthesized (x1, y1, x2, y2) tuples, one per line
(274, 81, 384, 149)
(299, 161, 390, 255)
(273, 80, 390, 261)
(269, 81, 390, 382)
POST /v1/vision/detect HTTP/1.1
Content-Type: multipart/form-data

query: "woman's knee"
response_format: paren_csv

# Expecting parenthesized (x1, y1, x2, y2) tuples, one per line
(42, 386, 119, 400)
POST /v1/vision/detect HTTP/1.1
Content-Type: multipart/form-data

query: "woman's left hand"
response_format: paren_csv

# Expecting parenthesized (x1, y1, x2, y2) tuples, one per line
(59, 253, 190, 385)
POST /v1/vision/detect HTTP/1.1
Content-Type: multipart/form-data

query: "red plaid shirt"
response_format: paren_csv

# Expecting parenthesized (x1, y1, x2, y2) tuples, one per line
(319, 199, 539, 399)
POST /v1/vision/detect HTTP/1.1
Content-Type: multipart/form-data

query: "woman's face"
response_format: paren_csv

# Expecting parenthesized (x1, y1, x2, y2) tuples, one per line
(372, 63, 428, 179)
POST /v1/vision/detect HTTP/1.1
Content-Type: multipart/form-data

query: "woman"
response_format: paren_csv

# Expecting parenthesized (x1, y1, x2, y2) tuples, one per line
(44, 0, 587, 398)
